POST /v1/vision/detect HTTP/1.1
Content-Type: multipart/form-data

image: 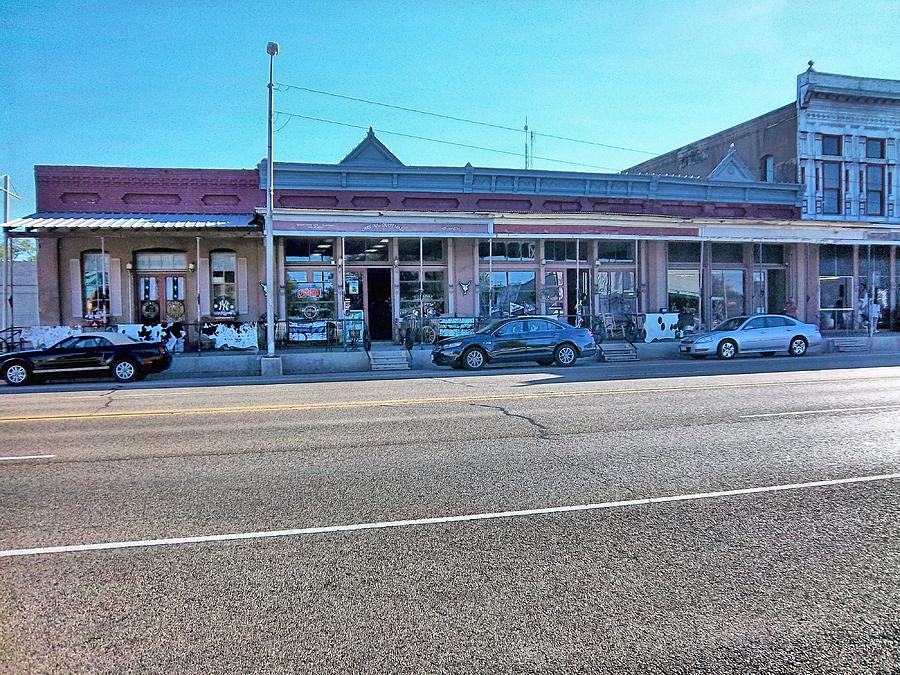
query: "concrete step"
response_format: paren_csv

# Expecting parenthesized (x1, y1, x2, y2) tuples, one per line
(368, 351, 410, 371)
(830, 337, 871, 353)
(598, 343, 639, 362)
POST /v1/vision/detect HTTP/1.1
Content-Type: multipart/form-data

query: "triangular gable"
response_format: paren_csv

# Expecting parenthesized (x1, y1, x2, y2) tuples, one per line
(340, 128, 404, 166)
(707, 144, 756, 182)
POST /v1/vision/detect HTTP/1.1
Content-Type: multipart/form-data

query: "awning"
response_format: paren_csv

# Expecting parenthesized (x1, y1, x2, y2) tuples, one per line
(4, 213, 258, 233)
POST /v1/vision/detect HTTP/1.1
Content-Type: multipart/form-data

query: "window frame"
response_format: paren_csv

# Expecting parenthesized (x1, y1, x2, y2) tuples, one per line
(81, 250, 110, 320)
(210, 250, 238, 318)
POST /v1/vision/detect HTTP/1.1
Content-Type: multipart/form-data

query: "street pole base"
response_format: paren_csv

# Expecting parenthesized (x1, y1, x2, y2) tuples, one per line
(260, 356, 283, 377)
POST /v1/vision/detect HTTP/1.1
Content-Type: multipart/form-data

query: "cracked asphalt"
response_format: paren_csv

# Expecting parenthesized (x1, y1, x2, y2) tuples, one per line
(1, 362, 899, 673)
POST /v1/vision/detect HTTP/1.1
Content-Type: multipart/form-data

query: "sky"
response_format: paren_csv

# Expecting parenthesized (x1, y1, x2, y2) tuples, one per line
(2, 0, 899, 219)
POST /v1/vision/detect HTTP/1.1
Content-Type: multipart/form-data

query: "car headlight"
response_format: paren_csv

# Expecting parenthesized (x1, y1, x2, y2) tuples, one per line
(441, 341, 462, 350)
(695, 335, 715, 344)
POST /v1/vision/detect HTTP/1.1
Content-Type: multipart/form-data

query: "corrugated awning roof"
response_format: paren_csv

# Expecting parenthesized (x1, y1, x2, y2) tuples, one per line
(4, 213, 258, 232)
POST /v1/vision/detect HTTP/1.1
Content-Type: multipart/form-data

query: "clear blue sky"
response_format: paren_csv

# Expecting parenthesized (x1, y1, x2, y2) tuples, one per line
(3, 0, 899, 219)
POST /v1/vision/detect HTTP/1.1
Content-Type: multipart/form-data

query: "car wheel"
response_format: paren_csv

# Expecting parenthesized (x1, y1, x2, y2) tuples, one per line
(462, 347, 486, 371)
(789, 336, 808, 357)
(112, 359, 141, 383)
(554, 343, 577, 367)
(536, 358, 553, 366)
(761, 351, 776, 357)
(2, 361, 31, 386)
(690, 355, 707, 360)
(717, 339, 738, 360)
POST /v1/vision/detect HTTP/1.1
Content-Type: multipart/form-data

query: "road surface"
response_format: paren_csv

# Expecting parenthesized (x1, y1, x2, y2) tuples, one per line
(1, 360, 899, 673)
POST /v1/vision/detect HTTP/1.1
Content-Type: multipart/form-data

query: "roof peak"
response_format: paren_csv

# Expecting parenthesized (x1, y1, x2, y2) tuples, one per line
(339, 128, 404, 167)
(707, 144, 756, 183)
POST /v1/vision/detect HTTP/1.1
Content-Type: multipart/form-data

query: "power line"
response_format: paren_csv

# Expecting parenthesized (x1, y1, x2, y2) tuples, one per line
(273, 111, 623, 172)
(273, 82, 657, 155)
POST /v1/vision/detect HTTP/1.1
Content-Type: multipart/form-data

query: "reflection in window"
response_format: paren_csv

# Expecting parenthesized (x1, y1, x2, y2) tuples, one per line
(285, 238, 334, 263)
(596, 270, 635, 321)
(398, 239, 444, 262)
(710, 243, 743, 264)
(819, 276, 853, 330)
(399, 270, 445, 317)
(480, 271, 536, 318)
(286, 270, 335, 320)
(542, 271, 565, 316)
(668, 242, 701, 264)
(544, 240, 588, 262)
(345, 238, 389, 262)
(210, 251, 237, 317)
(597, 240, 635, 263)
(819, 245, 853, 276)
(478, 240, 536, 261)
(667, 270, 700, 314)
(82, 252, 110, 320)
(711, 269, 745, 324)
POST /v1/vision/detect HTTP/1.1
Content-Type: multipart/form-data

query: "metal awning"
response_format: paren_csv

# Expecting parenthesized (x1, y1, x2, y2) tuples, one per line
(4, 213, 258, 233)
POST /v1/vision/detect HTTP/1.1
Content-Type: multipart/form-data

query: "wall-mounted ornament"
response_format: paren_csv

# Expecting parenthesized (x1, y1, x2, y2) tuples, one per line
(459, 280, 471, 296)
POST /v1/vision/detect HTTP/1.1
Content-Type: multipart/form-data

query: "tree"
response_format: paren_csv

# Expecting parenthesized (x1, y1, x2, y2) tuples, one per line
(1, 237, 36, 261)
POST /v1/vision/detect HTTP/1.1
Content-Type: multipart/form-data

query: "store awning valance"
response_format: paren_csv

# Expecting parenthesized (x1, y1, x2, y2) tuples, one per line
(5, 213, 258, 233)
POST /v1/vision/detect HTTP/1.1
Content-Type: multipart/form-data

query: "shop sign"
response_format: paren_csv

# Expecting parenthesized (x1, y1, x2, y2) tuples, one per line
(275, 219, 492, 237)
(438, 317, 477, 338)
(297, 286, 322, 299)
(347, 278, 360, 295)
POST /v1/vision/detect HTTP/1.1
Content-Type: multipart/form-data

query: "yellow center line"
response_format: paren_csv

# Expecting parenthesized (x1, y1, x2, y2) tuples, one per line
(0, 375, 894, 423)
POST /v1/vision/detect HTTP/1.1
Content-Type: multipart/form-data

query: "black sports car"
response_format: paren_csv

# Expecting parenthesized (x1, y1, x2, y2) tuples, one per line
(1, 333, 172, 386)
(432, 316, 597, 370)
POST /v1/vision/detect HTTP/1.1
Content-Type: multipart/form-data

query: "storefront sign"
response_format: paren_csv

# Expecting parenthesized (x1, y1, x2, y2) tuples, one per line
(297, 287, 322, 299)
(274, 219, 492, 238)
(438, 317, 477, 338)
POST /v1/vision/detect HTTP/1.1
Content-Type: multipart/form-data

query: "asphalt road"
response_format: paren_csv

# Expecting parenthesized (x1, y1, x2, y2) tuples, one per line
(1, 358, 899, 673)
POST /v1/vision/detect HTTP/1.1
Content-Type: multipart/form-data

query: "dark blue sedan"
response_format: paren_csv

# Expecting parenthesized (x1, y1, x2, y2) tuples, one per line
(432, 317, 597, 370)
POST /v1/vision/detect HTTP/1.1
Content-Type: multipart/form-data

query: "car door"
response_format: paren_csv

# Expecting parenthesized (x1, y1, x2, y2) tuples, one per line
(738, 317, 770, 352)
(764, 316, 794, 351)
(35, 336, 101, 373)
(491, 320, 527, 361)
(522, 319, 559, 358)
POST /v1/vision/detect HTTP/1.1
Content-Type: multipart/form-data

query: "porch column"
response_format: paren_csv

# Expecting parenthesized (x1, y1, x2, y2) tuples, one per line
(447, 238, 456, 315)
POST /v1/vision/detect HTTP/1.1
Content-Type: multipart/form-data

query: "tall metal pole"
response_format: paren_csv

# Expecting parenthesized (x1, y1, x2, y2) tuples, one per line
(265, 42, 279, 357)
(1, 175, 8, 331)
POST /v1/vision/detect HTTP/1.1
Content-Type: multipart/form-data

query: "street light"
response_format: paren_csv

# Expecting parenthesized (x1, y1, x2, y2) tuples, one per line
(264, 41, 279, 357)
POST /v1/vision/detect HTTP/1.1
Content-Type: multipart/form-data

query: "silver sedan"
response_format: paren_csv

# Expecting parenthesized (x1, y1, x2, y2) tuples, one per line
(679, 315, 823, 360)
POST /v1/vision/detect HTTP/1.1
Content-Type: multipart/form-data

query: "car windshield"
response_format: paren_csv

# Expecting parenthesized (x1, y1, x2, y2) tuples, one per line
(713, 317, 748, 332)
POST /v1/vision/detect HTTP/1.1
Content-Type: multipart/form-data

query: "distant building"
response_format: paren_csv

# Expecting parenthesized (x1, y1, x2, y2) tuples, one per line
(627, 66, 900, 330)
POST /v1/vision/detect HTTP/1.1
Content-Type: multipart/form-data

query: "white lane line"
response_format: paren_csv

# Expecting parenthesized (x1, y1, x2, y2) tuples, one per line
(0, 454, 56, 462)
(741, 404, 900, 419)
(2, 471, 898, 559)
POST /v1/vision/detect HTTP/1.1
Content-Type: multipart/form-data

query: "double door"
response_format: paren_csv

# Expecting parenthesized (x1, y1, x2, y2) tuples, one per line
(136, 274, 187, 323)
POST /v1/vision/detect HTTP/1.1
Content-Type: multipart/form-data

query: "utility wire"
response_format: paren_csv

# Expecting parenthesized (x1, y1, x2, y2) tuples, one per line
(274, 82, 657, 155)
(273, 111, 622, 172)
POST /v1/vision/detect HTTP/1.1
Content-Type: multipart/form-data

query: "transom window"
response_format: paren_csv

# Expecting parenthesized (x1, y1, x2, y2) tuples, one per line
(544, 240, 588, 262)
(135, 252, 187, 270)
(398, 238, 444, 262)
(478, 240, 536, 262)
(285, 238, 334, 263)
(344, 238, 389, 262)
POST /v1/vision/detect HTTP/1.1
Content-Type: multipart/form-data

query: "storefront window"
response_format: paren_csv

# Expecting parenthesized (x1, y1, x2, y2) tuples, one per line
(711, 269, 745, 324)
(819, 245, 853, 277)
(82, 251, 109, 320)
(210, 251, 237, 317)
(859, 245, 891, 329)
(542, 271, 565, 316)
(596, 270, 635, 320)
(753, 244, 785, 264)
(819, 276, 853, 330)
(667, 270, 700, 314)
(597, 240, 635, 263)
(480, 271, 536, 318)
(286, 270, 335, 320)
(478, 240, 536, 261)
(345, 237, 389, 262)
(399, 270, 445, 318)
(398, 239, 444, 262)
(544, 240, 588, 262)
(285, 238, 334, 263)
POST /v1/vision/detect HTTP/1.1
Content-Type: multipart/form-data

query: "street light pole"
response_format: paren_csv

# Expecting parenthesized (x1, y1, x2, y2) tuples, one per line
(1, 174, 9, 332)
(265, 41, 279, 357)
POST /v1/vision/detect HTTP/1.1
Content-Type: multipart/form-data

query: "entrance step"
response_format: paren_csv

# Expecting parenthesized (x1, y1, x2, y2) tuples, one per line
(598, 342, 639, 362)
(368, 350, 411, 371)
(829, 337, 871, 353)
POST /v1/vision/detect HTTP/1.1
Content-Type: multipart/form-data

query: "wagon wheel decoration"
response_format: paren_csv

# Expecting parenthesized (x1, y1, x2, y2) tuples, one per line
(140, 300, 160, 320)
(422, 324, 437, 344)
(166, 300, 185, 320)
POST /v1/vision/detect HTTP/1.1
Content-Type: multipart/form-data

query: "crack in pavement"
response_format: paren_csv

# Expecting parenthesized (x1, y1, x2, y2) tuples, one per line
(472, 402, 635, 494)
(438, 377, 477, 389)
(90, 390, 117, 416)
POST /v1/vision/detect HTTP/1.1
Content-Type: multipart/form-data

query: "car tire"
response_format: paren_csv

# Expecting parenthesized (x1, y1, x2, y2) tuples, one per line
(788, 336, 808, 357)
(717, 339, 738, 360)
(554, 343, 578, 367)
(536, 358, 553, 366)
(461, 347, 486, 371)
(112, 358, 141, 383)
(761, 351, 776, 357)
(2, 361, 31, 386)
